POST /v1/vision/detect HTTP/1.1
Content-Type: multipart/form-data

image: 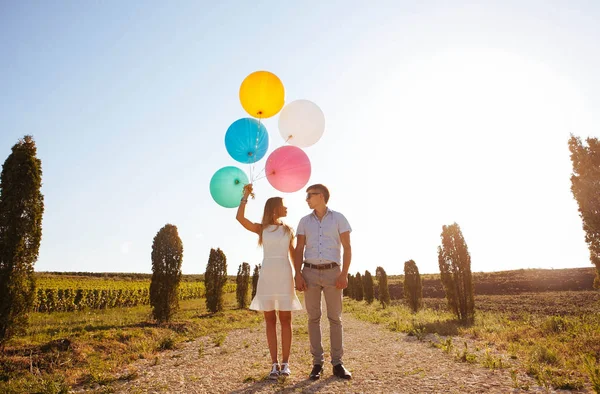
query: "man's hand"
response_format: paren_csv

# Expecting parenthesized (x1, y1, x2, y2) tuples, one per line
(295, 273, 307, 292)
(335, 272, 348, 289)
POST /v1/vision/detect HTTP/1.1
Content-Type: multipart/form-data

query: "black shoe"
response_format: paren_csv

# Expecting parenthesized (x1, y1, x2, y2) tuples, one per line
(333, 363, 352, 379)
(309, 364, 323, 380)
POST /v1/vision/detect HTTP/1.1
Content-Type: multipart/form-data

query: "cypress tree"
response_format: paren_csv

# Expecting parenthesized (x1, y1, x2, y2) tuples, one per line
(205, 248, 228, 313)
(251, 264, 261, 299)
(149, 224, 183, 323)
(354, 272, 364, 301)
(438, 223, 475, 323)
(404, 259, 422, 313)
(375, 266, 391, 308)
(569, 135, 600, 288)
(344, 273, 354, 299)
(0, 136, 44, 344)
(236, 262, 251, 309)
(363, 270, 374, 304)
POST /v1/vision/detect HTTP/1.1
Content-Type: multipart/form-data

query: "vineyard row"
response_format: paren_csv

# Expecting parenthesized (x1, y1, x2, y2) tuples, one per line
(32, 282, 236, 312)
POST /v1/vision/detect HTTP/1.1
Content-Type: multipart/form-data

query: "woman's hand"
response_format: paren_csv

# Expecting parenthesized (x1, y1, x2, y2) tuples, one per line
(237, 183, 260, 234)
(243, 183, 254, 199)
(294, 273, 307, 292)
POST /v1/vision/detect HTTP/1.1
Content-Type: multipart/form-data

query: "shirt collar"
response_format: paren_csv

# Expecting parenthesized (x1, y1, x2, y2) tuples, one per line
(311, 207, 331, 220)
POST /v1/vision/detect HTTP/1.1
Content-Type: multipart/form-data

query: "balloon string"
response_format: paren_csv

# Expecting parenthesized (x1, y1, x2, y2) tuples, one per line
(254, 165, 266, 180)
(252, 127, 295, 184)
(252, 161, 309, 183)
(250, 117, 263, 183)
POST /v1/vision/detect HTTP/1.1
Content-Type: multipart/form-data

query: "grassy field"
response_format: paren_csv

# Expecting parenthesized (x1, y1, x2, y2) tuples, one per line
(1, 269, 599, 393)
(0, 293, 262, 394)
(345, 291, 600, 391)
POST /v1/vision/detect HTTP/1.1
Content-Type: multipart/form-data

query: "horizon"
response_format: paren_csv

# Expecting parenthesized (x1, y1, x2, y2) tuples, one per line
(33, 265, 596, 278)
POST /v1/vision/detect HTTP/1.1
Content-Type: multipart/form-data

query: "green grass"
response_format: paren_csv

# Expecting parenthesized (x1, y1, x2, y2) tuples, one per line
(0, 293, 263, 394)
(344, 293, 600, 391)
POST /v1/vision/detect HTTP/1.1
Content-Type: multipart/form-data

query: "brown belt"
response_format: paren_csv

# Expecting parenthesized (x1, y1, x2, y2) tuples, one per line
(303, 262, 339, 270)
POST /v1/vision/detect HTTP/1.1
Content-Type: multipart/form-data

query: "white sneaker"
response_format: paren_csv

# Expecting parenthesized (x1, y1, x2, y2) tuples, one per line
(280, 362, 291, 377)
(268, 363, 280, 379)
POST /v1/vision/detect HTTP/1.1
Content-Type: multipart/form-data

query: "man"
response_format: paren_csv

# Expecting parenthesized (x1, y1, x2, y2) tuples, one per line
(294, 184, 352, 380)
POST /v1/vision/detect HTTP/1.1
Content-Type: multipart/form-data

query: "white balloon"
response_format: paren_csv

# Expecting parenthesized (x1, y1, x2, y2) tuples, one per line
(278, 99, 325, 147)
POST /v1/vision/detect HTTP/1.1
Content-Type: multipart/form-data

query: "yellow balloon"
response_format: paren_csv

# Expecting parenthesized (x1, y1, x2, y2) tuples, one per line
(239, 71, 285, 119)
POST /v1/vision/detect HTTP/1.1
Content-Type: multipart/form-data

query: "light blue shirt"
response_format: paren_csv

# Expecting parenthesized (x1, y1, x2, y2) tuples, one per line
(296, 208, 352, 265)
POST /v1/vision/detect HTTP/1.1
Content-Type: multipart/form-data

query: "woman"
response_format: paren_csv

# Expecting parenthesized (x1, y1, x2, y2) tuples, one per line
(236, 184, 303, 379)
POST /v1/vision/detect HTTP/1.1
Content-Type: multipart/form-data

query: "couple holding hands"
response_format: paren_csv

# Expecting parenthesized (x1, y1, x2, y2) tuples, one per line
(236, 183, 352, 380)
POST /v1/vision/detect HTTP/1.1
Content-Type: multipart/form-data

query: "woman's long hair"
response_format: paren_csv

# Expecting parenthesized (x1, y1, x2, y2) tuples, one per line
(258, 197, 294, 246)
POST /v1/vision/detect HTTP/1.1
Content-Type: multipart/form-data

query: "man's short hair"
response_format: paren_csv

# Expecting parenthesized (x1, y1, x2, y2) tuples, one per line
(306, 184, 330, 204)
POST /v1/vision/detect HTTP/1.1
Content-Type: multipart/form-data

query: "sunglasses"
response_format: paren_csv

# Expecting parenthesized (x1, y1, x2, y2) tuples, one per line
(306, 192, 321, 199)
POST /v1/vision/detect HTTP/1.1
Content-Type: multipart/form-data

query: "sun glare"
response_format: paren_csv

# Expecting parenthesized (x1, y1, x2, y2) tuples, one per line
(366, 47, 592, 272)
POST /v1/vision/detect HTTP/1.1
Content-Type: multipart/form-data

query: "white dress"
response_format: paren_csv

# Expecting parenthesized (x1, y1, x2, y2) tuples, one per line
(249, 225, 303, 311)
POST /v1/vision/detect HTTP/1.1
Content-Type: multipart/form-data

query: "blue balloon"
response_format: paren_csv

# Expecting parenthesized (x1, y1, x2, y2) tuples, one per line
(225, 118, 269, 164)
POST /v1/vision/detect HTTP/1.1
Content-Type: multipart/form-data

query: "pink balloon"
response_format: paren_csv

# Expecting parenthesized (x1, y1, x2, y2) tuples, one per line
(265, 146, 311, 193)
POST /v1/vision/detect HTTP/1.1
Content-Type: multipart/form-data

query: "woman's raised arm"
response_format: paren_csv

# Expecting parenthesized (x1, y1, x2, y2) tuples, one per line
(236, 184, 261, 234)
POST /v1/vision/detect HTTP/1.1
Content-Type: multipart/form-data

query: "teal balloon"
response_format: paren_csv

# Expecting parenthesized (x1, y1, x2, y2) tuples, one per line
(225, 118, 269, 163)
(210, 166, 249, 208)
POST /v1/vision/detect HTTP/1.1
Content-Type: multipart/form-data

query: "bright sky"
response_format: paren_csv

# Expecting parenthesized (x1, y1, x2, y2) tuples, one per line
(1, 1, 599, 276)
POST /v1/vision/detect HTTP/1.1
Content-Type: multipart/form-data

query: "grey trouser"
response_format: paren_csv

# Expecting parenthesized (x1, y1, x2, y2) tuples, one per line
(302, 264, 343, 366)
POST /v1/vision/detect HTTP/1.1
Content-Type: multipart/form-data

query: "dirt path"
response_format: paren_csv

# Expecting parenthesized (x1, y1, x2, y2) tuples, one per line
(84, 305, 585, 394)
